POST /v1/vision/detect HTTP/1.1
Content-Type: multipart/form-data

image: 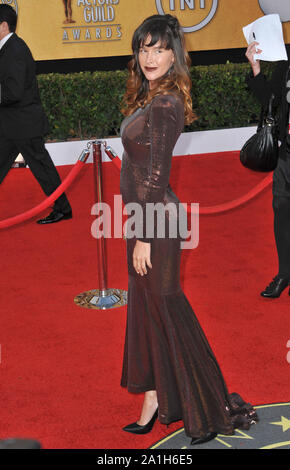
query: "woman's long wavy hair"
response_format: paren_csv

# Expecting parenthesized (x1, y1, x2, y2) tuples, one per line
(121, 14, 196, 125)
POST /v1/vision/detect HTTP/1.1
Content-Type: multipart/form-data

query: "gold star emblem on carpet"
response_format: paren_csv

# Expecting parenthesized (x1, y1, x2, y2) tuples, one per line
(151, 403, 290, 449)
(270, 416, 290, 432)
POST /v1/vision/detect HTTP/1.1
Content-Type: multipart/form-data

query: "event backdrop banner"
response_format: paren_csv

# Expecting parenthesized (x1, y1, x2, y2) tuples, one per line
(1, 0, 290, 60)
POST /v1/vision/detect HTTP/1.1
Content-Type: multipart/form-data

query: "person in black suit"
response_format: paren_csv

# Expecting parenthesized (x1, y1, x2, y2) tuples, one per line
(0, 4, 72, 224)
(246, 41, 290, 297)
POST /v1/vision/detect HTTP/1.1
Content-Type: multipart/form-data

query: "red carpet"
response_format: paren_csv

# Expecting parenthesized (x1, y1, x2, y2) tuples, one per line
(0, 152, 289, 449)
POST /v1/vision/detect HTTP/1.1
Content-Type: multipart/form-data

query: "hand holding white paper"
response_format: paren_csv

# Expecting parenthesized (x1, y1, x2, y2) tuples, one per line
(243, 14, 288, 62)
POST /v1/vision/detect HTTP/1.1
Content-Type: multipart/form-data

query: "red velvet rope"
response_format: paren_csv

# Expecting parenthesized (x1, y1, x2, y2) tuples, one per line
(108, 155, 273, 215)
(197, 174, 272, 214)
(0, 159, 86, 229)
(0, 150, 272, 230)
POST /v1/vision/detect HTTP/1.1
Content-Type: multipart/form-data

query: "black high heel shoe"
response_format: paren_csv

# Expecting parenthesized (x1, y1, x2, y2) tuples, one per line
(191, 432, 217, 446)
(122, 408, 158, 434)
(260, 276, 290, 298)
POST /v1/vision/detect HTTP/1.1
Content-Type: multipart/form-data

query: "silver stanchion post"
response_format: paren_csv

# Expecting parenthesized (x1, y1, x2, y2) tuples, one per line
(74, 140, 127, 310)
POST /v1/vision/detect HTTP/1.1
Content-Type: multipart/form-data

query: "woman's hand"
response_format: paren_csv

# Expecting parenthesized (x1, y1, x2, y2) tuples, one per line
(133, 240, 152, 276)
(245, 41, 262, 76)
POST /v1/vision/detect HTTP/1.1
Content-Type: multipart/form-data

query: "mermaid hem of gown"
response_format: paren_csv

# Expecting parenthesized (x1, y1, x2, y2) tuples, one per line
(121, 276, 258, 438)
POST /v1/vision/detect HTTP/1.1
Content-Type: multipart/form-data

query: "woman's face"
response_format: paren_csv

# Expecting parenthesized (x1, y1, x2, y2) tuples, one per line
(138, 35, 175, 89)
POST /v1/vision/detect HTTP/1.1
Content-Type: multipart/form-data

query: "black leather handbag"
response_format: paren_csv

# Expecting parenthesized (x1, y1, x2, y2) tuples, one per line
(240, 93, 279, 172)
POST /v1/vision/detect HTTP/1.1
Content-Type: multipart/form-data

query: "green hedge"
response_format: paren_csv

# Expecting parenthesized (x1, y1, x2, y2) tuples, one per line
(38, 62, 274, 141)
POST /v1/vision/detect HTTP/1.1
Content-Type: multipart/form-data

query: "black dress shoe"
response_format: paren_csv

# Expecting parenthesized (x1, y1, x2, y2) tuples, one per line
(260, 276, 290, 298)
(123, 409, 158, 434)
(37, 210, 72, 224)
(191, 432, 217, 446)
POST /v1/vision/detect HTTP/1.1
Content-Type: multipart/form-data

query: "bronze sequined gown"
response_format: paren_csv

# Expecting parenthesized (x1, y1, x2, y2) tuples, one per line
(120, 93, 258, 438)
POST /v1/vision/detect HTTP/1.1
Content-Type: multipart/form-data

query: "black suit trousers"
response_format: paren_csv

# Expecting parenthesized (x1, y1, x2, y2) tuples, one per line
(0, 135, 71, 214)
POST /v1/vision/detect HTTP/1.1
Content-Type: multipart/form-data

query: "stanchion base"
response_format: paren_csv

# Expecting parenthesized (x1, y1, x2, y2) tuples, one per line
(74, 288, 127, 310)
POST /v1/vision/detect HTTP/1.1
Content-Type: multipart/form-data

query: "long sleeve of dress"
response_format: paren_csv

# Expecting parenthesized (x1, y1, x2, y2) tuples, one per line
(138, 94, 184, 242)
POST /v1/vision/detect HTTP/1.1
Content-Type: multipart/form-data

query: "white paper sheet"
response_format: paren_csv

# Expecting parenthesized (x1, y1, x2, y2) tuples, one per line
(243, 14, 288, 62)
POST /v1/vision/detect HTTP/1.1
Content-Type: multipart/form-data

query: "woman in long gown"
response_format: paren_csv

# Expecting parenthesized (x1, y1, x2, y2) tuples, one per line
(120, 14, 258, 444)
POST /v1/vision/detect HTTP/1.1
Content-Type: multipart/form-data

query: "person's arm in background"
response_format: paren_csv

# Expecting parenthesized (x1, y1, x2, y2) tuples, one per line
(245, 41, 288, 107)
(0, 52, 26, 106)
